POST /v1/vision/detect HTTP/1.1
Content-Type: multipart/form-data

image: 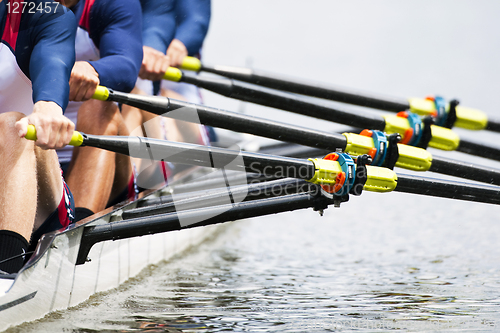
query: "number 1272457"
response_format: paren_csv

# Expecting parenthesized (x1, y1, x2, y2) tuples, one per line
(6, 1, 60, 14)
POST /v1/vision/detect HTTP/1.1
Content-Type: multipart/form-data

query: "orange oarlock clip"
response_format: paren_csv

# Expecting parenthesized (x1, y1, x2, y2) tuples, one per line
(319, 153, 346, 194)
(333, 172, 346, 192)
(368, 148, 377, 160)
(396, 111, 415, 145)
(323, 153, 339, 161)
(424, 97, 439, 117)
(399, 128, 414, 145)
(397, 111, 409, 118)
(360, 129, 373, 137)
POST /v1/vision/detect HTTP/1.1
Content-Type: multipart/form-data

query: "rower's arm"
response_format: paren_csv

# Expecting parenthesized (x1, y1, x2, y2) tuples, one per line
(174, 0, 211, 56)
(25, 3, 76, 111)
(140, 0, 176, 54)
(87, 0, 143, 93)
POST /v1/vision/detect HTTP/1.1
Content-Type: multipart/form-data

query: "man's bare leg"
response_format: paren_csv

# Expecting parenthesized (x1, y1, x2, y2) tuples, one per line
(109, 115, 133, 203)
(0, 112, 64, 273)
(122, 87, 167, 190)
(66, 100, 123, 213)
(0, 113, 38, 240)
(34, 146, 64, 231)
(122, 86, 152, 162)
(160, 88, 206, 144)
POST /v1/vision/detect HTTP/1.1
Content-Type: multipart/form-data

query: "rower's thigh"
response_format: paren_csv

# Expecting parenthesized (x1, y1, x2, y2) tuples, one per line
(34, 146, 64, 228)
(76, 99, 120, 135)
(122, 86, 147, 134)
(0, 112, 37, 238)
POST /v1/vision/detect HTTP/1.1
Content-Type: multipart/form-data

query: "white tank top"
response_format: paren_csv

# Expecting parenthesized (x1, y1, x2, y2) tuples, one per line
(0, 42, 34, 116)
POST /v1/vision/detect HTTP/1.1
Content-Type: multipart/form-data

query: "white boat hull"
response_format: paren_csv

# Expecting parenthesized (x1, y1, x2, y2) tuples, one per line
(0, 172, 223, 331)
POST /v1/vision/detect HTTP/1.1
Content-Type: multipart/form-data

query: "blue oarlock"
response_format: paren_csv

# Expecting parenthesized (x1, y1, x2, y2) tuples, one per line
(334, 153, 356, 196)
(433, 96, 448, 127)
(370, 130, 388, 166)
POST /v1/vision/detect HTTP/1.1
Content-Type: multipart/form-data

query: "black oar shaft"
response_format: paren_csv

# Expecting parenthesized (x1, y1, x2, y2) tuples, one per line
(458, 139, 500, 162)
(486, 119, 500, 132)
(156, 171, 275, 196)
(179, 73, 500, 163)
(201, 64, 409, 112)
(396, 174, 500, 205)
(167, 99, 349, 150)
(76, 191, 330, 265)
(105, 88, 500, 187)
(81, 134, 316, 180)
(180, 73, 387, 130)
(123, 178, 314, 219)
(75, 172, 500, 265)
(108, 89, 348, 151)
(196, 64, 500, 135)
(429, 156, 500, 184)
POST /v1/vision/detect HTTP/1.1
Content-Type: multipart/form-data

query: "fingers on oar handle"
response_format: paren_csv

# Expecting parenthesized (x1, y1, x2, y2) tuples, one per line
(180, 56, 201, 72)
(25, 124, 84, 147)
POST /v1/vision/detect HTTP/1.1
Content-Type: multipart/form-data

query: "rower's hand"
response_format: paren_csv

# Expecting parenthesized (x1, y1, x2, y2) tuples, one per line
(139, 46, 171, 81)
(166, 39, 188, 68)
(69, 61, 100, 102)
(15, 101, 75, 149)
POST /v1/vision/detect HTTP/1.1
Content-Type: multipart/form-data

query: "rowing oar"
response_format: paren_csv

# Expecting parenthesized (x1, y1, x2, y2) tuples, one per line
(25, 124, 398, 200)
(122, 177, 321, 219)
(160, 68, 500, 163)
(180, 56, 500, 132)
(92, 86, 500, 187)
(24, 125, 500, 206)
(75, 171, 500, 265)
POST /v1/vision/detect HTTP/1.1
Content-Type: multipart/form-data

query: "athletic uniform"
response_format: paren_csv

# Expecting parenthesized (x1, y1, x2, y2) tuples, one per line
(0, 0, 76, 273)
(137, 0, 211, 104)
(160, 0, 211, 103)
(137, 0, 211, 148)
(57, 0, 143, 165)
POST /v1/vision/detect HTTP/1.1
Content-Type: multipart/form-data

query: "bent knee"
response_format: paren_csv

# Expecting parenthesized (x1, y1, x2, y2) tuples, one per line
(0, 112, 26, 128)
(0, 112, 33, 151)
(76, 100, 121, 135)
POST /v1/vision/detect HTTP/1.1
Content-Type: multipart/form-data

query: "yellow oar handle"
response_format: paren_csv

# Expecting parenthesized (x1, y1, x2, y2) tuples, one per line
(180, 56, 202, 72)
(307, 157, 397, 193)
(343, 132, 433, 172)
(383, 115, 460, 151)
(409, 97, 488, 130)
(163, 67, 183, 82)
(92, 86, 110, 101)
(25, 124, 84, 147)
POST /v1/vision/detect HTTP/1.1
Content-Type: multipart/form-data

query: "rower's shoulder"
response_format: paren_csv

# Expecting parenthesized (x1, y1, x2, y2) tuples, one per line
(19, 0, 76, 31)
(92, 0, 143, 14)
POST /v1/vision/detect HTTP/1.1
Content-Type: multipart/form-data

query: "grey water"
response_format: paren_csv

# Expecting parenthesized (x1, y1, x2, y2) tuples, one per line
(11, 0, 500, 331)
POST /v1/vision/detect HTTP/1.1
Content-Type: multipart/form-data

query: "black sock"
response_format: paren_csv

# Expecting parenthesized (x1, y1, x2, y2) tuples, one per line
(74, 207, 95, 222)
(0, 230, 29, 274)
